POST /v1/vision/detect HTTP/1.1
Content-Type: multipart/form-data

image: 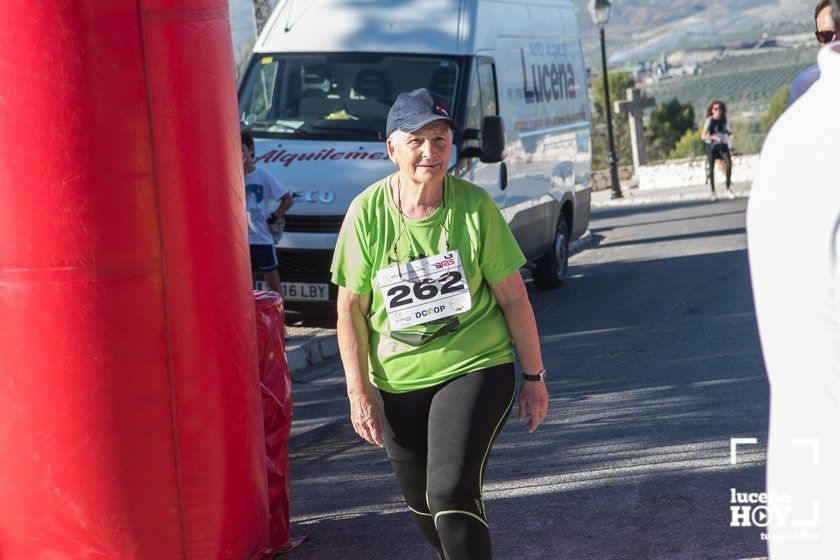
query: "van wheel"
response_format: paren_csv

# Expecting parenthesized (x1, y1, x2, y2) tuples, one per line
(533, 215, 569, 290)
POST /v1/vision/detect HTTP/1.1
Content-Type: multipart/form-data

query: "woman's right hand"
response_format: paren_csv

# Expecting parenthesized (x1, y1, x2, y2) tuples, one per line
(348, 391, 385, 447)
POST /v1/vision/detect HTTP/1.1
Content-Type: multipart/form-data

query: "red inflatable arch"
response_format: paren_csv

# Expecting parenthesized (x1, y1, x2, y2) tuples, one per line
(0, 1, 269, 558)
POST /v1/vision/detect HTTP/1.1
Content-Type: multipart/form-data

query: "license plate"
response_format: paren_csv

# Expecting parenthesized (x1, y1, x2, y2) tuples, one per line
(282, 282, 329, 302)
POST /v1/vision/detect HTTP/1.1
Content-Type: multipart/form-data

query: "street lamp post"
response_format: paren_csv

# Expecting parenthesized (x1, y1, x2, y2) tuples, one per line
(589, 0, 622, 199)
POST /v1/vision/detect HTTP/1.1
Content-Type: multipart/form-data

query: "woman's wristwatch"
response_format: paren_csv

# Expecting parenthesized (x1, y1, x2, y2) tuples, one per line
(523, 369, 546, 382)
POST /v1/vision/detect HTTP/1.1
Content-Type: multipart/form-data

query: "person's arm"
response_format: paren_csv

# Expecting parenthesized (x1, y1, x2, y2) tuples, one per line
(336, 287, 384, 447)
(266, 174, 293, 221)
(272, 192, 294, 219)
(489, 271, 549, 433)
(700, 118, 712, 143)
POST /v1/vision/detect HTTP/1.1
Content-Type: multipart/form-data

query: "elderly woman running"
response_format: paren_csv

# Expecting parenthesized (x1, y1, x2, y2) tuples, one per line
(331, 88, 549, 559)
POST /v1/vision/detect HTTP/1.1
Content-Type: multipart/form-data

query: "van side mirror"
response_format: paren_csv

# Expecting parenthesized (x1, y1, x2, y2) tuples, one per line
(479, 116, 505, 163)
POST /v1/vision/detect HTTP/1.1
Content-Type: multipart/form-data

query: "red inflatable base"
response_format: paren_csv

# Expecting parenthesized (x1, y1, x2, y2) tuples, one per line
(0, 1, 270, 558)
(254, 291, 294, 552)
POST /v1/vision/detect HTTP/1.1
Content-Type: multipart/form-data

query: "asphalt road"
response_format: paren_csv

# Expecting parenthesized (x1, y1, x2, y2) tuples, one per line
(283, 197, 770, 560)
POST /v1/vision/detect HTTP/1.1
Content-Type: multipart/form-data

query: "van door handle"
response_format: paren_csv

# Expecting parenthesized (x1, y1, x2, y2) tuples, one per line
(500, 162, 508, 191)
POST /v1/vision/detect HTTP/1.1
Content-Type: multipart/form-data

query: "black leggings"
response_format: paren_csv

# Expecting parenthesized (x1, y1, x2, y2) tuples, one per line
(707, 143, 732, 193)
(379, 363, 516, 560)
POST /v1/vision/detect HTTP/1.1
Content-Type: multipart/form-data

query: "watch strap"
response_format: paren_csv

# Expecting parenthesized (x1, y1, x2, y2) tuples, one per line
(523, 369, 546, 382)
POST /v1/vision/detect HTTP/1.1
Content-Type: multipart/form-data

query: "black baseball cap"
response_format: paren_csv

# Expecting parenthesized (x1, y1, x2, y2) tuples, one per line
(385, 88, 461, 138)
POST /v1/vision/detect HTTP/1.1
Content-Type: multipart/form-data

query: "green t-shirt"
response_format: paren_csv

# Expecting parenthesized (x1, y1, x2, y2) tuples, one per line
(330, 173, 526, 393)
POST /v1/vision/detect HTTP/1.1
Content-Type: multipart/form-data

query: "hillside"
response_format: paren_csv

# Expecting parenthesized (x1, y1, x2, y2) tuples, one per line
(571, 0, 814, 65)
(639, 46, 817, 115)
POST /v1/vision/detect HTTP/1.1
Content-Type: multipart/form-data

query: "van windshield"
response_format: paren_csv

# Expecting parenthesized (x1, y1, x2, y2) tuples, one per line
(239, 53, 462, 141)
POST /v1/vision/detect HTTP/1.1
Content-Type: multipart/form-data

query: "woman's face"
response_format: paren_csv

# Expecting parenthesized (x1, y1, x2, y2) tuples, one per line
(711, 104, 723, 118)
(387, 122, 453, 186)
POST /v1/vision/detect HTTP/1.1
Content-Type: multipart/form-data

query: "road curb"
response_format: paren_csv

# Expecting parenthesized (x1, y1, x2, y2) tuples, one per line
(592, 189, 750, 209)
(569, 229, 594, 255)
(285, 229, 597, 372)
(286, 331, 339, 372)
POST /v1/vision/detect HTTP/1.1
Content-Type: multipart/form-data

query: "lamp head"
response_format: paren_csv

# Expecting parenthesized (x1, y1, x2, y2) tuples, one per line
(588, 0, 612, 27)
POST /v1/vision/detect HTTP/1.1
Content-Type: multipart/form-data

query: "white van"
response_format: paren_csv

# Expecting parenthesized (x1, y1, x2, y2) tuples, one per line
(238, 0, 591, 309)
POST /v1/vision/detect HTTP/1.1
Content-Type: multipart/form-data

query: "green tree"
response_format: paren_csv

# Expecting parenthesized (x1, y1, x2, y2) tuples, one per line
(730, 118, 762, 155)
(590, 72, 635, 170)
(591, 72, 635, 120)
(761, 84, 789, 136)
(646, 98, 695, 161)
(669, 128, 704, 159)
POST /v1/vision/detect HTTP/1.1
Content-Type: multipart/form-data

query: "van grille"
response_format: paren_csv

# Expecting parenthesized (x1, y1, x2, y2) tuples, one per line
(284, 215, 345, 233)
(277, 250, 334, 279)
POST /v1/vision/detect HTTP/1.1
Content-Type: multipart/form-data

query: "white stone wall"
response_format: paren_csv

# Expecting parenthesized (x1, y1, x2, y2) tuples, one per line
(638, 154, 759, 190)
(590, 166, 636, 191)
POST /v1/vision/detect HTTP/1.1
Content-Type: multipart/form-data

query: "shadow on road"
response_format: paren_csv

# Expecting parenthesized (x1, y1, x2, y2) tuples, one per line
(595, 227, 747, 249)
(285, 203, 769, 559)
(593, 207, 746, 232)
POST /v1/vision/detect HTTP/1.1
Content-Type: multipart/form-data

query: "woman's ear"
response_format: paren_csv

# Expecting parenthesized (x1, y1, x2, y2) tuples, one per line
(386, 138, 398, 164)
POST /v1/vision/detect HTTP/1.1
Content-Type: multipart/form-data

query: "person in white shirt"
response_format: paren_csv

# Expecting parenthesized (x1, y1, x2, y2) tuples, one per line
(242, 130, 294, 293)
(747, 37, 840, 558)
(787, 0, 836, 107)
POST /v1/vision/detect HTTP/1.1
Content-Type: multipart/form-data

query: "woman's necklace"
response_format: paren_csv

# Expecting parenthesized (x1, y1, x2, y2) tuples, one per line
(393, 174, 450, 263)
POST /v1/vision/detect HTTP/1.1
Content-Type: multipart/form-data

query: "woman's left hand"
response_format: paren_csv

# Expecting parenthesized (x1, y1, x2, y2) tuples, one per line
(519, 380, 549, 433)
(488, 271, 550, 433)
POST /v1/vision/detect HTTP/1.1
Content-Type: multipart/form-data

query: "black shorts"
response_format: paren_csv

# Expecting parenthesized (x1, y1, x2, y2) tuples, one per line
(707, 142, 731, 160)
(249, 244, 278, 272)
